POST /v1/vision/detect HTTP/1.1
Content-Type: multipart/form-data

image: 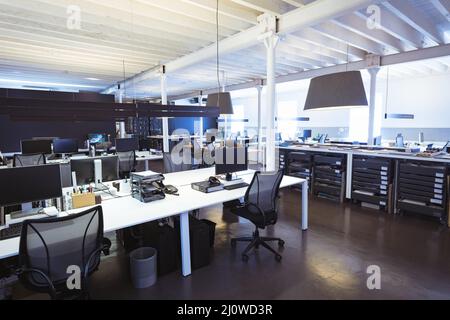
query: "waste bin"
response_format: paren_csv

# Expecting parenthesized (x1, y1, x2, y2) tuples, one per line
(129, 247, 157, 289)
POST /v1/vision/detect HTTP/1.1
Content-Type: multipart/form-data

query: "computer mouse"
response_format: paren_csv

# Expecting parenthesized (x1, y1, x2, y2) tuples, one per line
(208, 176, 221, 185)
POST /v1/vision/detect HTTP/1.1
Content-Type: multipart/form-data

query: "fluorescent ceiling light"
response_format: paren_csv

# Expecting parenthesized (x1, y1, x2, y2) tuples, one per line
(85, 77, 101, 81)
(0, 78, 103, 89)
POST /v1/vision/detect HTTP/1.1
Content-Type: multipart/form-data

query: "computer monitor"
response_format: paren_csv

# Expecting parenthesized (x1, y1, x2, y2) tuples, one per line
(302, 130, 312, 139)
(53, 138, 78, 154)
(0, 164, 62, 207)
(88, 133, 107, 145)
(70, 156, 119, 185)
(21, 139, 53, 155)
(116, 138, 139, 152)
(275, 133, 283, 142)
(215, 146, 248, 181)
(139, 138, 152, 151)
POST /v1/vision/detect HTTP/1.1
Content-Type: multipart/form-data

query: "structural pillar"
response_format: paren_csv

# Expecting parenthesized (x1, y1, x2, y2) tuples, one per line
(259, 14, 279, 172)
(367, 67, 380, 145)
(198, 91, 204, 143)
(256, 84, 263, 165)
(160, 65, 170, 153)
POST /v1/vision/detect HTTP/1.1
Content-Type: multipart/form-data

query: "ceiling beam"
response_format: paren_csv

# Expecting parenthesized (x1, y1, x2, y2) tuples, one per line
(383, 0, 444, 45)
(169, 44, 450, 100)
(333, 14, 406, 52)
(431, 0, 450, 22)
(181, 0, 259, 24)
(353, 8, 425, 49)
(230, 0, 293, 15)
(313, 21, 385, 55)
(104, 0, 380, 94)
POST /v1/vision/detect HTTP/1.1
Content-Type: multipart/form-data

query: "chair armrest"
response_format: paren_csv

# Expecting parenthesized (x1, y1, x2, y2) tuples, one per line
(16, 267, 57, 299)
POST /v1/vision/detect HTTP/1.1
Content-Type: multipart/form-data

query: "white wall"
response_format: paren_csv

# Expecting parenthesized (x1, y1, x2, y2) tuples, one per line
(377, 72, 450, 129)
(227, 68, 450, 141)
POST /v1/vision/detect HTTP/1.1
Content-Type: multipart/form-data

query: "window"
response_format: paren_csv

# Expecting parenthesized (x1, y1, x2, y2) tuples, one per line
(349, 108, 369, 142)
(277, 101, 299, 140)
(230, 104, 245, 136)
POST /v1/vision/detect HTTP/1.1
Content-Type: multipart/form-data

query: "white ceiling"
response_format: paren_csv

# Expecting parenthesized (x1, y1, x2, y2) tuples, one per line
(0, 0, 449, 98)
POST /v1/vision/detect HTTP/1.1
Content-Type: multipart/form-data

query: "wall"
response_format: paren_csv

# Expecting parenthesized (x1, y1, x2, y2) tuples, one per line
(0, 115, 116, 152)
(231, 70, 450, 143)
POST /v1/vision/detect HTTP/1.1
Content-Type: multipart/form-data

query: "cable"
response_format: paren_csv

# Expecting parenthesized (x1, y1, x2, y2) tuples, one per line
(216, 0, 221, 91)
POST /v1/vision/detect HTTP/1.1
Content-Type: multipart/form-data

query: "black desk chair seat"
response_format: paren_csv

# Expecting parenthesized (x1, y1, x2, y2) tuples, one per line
(17, 206, 110, 300)
(230, 169, 285, 262)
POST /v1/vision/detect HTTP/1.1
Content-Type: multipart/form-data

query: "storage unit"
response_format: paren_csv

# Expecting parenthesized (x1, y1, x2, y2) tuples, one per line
(351, 156, 394, 212)
(313, 153, 346, 202)
(284, 151, 313, 191)
(396, 161, 448, 223)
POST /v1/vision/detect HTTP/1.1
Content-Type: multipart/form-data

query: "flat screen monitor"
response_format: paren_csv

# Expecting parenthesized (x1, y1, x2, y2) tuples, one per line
(139, 138, 152, 151)
(116, 138, 139, 152)
(21, 139, 53, 155)
(53, 138, 78, 154)
(70, 156, 119, 185)
(88, 133, 107, 145)
(0, 164, 62, 207)
(215, 146, 248, 179)
(302, 130, 312, 139)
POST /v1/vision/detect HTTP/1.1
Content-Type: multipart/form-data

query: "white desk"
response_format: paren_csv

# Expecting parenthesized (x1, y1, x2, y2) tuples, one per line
(135, 151, 163, 171)
(0, 168, 307, 277)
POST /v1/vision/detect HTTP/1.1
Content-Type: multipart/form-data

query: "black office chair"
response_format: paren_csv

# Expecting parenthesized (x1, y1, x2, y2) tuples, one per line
(17, 206, 110, 300)
(163, 152, 191, 173)
(117, 151, 137, 179)
(13, 153, 46, 167)
(231, 169, 285, 262)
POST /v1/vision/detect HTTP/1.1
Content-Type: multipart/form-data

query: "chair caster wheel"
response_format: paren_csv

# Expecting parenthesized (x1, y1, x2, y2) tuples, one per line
(231, 239, 236, 248)
(242, 254, 249, 262)
(278, 240, 285, 248)
(275, 254, 282, 262)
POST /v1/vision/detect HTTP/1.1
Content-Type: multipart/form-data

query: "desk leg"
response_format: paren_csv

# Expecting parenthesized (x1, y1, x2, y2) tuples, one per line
(301, 181, 308, 231)
(145, 160, 149, 171)
(180, 212, 192, 277)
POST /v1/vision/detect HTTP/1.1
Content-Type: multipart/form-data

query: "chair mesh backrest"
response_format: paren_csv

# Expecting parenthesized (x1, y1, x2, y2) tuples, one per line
(117, 151, 136, 174)
(163, 153, 191, 173)
(14, 153, 46, 167)
(19, 206, 103, 288)
(245, 170, 284, 214)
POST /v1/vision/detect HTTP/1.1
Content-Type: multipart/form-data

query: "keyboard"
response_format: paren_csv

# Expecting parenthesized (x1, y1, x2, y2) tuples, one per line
(0, 223, 23, 240)
(224, 183, 249, 190)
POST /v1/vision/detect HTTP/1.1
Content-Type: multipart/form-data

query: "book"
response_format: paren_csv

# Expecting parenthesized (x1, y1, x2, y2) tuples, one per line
(191, 181, 224, 193)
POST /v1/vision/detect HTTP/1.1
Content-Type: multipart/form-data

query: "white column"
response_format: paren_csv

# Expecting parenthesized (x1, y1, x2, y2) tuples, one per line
(367, 67, 380, 145)
(256, 84, 263, 165)
(198, 92, 204, 143)
(160, 66, 170, 153)
(263, 29, 279, 171)
(258, 14, 278, 172)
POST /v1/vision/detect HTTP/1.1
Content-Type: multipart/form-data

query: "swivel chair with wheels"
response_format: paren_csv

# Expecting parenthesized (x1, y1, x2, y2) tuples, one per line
(17, 206, 110, 300)
(231, 169, 285, 262)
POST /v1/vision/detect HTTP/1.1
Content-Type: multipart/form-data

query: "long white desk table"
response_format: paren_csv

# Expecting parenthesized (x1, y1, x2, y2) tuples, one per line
(0, 168, 307, 277)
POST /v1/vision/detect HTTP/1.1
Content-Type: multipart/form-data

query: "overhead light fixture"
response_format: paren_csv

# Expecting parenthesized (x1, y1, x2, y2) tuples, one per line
(85, 77, 101, 81)
(383, 67, 414, 120)
(276, 117, 310, 122)
(206, 0, 233, 115)
(304, 71, 368, 111)
(206, 92, 234, 115)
